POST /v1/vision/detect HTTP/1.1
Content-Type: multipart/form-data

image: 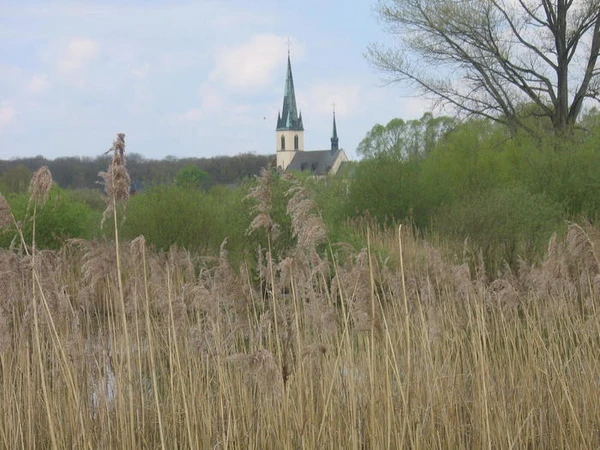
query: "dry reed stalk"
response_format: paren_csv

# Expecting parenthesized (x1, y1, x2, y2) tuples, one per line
(246, 168, 286, 381)
(25, 166, 59, 448)
(99, 132, 136, 448)
(131, 235, 166, 449)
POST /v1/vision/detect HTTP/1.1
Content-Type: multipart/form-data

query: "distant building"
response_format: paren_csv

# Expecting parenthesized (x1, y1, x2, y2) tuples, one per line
(275, 53, 348, 175)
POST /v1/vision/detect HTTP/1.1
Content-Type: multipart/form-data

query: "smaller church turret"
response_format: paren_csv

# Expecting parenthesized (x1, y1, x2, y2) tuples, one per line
(330, 111, 339, 152)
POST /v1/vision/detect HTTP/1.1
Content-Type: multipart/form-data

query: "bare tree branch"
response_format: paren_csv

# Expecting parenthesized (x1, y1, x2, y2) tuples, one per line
(370, 0, 600, 135)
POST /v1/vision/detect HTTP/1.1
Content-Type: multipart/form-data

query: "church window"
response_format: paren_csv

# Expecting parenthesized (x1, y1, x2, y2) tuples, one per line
(294, 135, 299, 150)
(281, 135, 285, 150)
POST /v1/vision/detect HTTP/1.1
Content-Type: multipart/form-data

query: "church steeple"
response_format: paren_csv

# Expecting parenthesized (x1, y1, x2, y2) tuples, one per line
(276, 54, 304, 131)
(331, 110, 339, 152)
(276, 48, 305, 169)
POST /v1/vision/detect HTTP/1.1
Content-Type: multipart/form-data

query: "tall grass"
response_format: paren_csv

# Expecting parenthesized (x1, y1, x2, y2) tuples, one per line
(0, 165, 599, 448)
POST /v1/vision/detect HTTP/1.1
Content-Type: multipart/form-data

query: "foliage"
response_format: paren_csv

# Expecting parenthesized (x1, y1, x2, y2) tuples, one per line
(346, 156, 424, 226)
(357, 113, 456, 159)
(174, 165, 210, 190)
(347, 115, 600, 269)
(505, 132, 600, 220)
(65, 188, 107, 212)
(0, 186, 99, 249)
(0, 164, 32, 194)
(434, 183, 563, 272)
(0, 153, 271, 191)
(369, 0, 600, 134)
(122, 184, 249, 261)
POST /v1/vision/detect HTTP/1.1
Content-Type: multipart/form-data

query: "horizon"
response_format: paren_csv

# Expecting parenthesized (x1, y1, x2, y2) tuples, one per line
(0, 1, 432, 162)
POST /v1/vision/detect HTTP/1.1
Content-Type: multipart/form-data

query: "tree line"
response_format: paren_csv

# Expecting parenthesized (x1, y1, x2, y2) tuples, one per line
(0, 152, 272, 193)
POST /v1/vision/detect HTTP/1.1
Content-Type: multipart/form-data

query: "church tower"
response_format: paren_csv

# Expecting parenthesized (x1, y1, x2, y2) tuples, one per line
(276, 52, 304, 170)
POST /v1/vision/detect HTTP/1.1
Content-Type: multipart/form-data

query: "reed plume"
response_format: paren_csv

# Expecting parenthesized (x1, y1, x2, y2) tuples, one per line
(246, 167, 279, 239)
(99, 133, 130, 227)
(285, 174, 327, 253)
(28, 166, 53, 207)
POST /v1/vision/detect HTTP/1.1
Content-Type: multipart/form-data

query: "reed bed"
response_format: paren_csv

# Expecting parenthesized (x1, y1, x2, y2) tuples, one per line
(0, 142, 599, 448)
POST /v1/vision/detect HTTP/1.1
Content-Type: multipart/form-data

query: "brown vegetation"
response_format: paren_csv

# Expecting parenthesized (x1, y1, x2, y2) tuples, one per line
(0, 159, 599, 448)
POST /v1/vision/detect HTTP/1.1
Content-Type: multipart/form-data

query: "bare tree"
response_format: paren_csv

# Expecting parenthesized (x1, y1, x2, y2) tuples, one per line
(369, 0, 600, 135)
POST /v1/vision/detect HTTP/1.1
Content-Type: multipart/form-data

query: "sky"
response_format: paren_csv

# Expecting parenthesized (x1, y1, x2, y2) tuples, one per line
(0, 0, 432, 161)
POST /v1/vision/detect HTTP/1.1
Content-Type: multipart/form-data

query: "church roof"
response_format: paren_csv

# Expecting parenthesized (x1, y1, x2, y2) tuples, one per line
(286, 149, 345, 175)
(276, 54, 304, 131)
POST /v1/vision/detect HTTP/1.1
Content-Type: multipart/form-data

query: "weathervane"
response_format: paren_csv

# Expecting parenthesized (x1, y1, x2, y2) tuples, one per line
(287, 36, 291, 55)
(332, 100, 336, 114)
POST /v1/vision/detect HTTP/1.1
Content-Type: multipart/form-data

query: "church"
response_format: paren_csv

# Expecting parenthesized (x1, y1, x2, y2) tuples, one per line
(275, 53, 348, 175)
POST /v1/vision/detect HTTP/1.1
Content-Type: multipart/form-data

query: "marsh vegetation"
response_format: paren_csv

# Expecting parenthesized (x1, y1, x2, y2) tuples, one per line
(1, 135, 599, 447)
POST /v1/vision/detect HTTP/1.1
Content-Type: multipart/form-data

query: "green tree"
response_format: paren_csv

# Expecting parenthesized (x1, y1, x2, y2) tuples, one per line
(174, 165, 210, 190)
(347, 157, 425, 225)
(357, 113, 456, 160)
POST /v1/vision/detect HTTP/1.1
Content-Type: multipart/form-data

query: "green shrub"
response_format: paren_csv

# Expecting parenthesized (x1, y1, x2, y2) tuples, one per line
(434, 183, 563, 273)
(66, 188, 106, 212)
(122, 184, 250, 263)
(510, 136, 600, 220)
(0, 186, 99, 249)
(346, 157, 424, 226)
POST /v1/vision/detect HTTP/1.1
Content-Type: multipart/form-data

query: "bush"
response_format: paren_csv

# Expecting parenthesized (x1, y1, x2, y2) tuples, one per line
(346, 157, 424, 226)
(509, 135, 600, 220)
(434, 183, 563, 272)
(0, 186, 99, 249)
(122, 184, 250, 263)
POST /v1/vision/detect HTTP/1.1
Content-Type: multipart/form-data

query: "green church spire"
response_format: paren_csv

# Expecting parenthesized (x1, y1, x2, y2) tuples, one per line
(277, 54, 304, 131)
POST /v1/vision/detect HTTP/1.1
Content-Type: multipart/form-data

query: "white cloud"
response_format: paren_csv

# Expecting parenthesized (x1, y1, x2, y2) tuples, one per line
(52, 38, 100, 89)
(172, 83, 226, 124)
(57, 38, 99, 74)
(210, 34, 302, 90)
(27, 73, 51, 94)
(0, 103, 16, 132)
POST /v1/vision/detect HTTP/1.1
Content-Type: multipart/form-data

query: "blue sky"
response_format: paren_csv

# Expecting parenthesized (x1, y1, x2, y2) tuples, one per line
(0, 0, 431, 161)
